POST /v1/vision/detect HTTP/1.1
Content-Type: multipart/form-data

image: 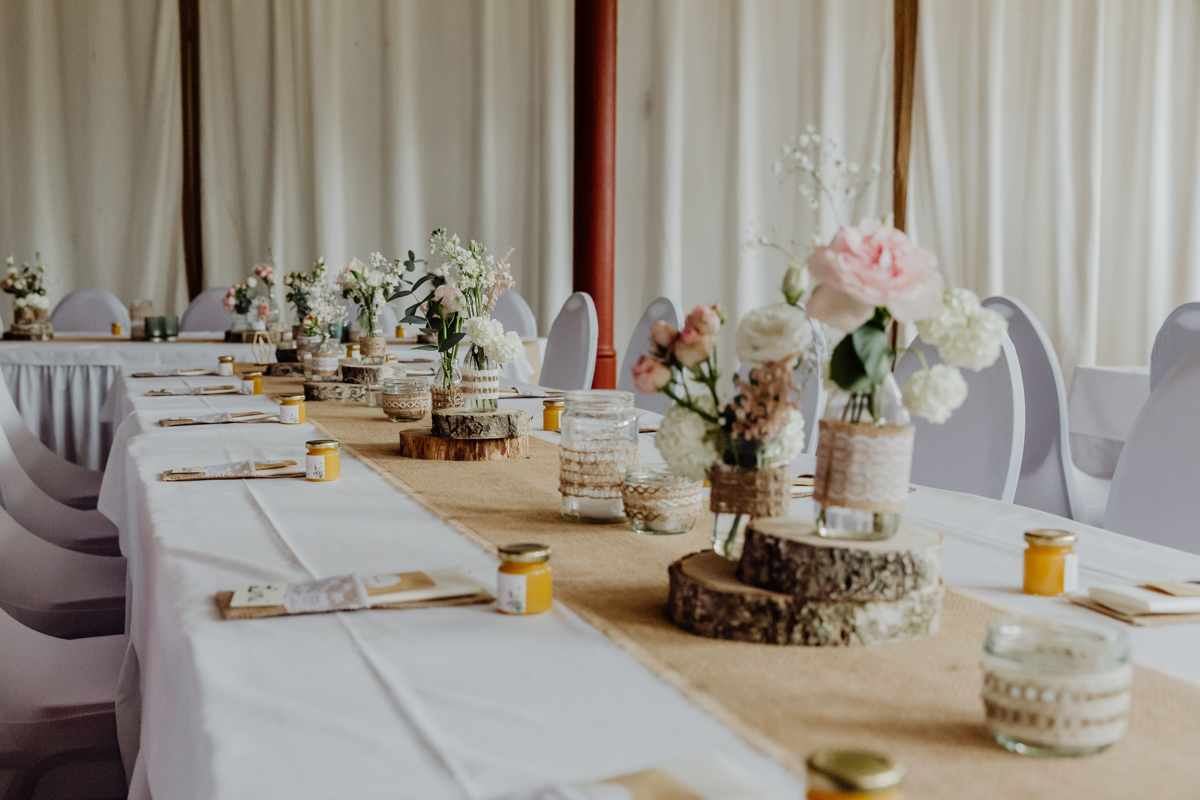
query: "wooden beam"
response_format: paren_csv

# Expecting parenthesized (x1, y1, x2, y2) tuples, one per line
(179, 0, 203, 300)
(892, 0, 919, 232)
(573, 0, 618, 389)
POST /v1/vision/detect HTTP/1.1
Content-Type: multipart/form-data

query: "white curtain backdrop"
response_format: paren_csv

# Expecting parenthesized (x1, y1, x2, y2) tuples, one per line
(0, 0, 186, 322)
(909, 0, 1200, 375)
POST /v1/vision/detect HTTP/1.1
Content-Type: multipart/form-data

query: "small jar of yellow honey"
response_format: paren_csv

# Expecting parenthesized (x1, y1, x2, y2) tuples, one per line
(305, 439, 340, 481)
(217, 355, 235, 376)
(806, 749, 904, 800)
(395, 324, 405, 338)
(497, 543, 552, 615)
(111, 322, 122, 336)
(345, 343, 359, 361)
(278, 395, 305, 425)
(542, 398, 564, 432)
(241, 371, 263, 395)
(1023, 529, 1078, 596)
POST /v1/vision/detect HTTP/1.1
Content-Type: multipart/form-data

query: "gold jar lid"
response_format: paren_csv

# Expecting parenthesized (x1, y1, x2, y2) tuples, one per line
(242, 371, 263, 378)
(305, 439, 340, 451)
(1025, 529, 1078, 547)
(218, 355, 235, 362)
(543, 398, 565, 408)
(498, 543, 552, 564)
(279, 395, 305, 403)
(805, 750, 904, 793)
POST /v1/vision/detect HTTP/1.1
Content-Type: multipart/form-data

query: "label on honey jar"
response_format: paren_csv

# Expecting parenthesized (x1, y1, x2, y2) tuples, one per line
(305, 454, 327, 480)
(1063, 553, 1079, 593)
(496, 572, 527, 614)
(241, 379, 255, 395)
(279, 404, 301, 424)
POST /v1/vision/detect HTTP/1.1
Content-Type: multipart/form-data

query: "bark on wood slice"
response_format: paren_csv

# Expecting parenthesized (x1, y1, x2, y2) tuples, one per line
(399, 428, 528, 461)
(340, 363, 388, 385)
(737, 518, 942, 602)
(275, 346, 300, 363)
(431, 408, 533, 440)
(267, 362, 305, 377)
(303, 381, 368, 403)
(669, 551, 943, 646)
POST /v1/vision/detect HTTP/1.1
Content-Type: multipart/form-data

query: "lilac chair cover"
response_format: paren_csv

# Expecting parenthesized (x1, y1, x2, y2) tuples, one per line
(0, 606, 125, 796)
(1150, 301, 1200, 391)
(492, 290, 539, 340)
(539, 293, 598, 391)
(982, 296, 1085, 520)
(0, 375, 104, 507)
(1105, 344, 1200, 553)
(617, 297, 684, 416)
(49, 288, 131, 333)
(180, 286, 233, 332)
(894, 335, 1025, 502)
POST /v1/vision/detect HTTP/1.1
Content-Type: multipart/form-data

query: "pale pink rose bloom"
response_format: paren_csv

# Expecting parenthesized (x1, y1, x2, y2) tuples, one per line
(631, 355, 671, 393)
(650, 320, 677, 350)
(685, 305, 721, 336)
(807, 219, 943, 331)
(674, 327, 713, 367)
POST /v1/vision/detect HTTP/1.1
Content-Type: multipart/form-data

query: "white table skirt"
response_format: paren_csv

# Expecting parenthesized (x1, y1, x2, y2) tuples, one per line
(1067, 365, 1150, 479)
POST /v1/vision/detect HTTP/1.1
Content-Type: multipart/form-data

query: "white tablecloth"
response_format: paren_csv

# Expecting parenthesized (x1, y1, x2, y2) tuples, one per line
(1067, 365, 1151, 479)
(98, 370, 1200, 799)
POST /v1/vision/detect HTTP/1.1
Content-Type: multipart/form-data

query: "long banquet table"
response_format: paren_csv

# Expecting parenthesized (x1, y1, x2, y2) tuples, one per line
(97, 366, 1200, 798)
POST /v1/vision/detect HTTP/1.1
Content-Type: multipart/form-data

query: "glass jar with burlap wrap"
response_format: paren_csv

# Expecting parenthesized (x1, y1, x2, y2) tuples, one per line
(559, 390, 639, 523)
(431, 356, 462, 412)
(622, 466, 704, 535)
(708, 463, 790, 560)
(461, 352, 499, 412)
(381, 377, 431, 422)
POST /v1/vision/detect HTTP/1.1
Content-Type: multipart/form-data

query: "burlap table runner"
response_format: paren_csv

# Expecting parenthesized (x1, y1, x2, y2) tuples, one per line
(262, 373, 1200, 797)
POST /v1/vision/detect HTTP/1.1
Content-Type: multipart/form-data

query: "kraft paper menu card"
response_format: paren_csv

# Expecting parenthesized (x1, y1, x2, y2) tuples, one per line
(132, 368, 217, 378)
(159, 412, 279, 427)
(1071, 582, 1200, 626)
(216, 567, 492, 620)
(147, 385, 240, 396)
(161, 459, 304, 481)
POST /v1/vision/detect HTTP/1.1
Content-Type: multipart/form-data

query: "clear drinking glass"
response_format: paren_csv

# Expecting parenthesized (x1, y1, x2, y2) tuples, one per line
(559, 390, 639, 523)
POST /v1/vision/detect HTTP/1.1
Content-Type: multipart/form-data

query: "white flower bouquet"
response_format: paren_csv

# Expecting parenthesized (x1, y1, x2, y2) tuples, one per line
(336, 252, 411, 337)
(284, 257, 327, 321)
(2, 254, 50, 320)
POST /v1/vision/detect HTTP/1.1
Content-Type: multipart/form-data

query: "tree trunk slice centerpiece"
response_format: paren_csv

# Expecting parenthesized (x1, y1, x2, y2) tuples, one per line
(341, 363, 398, 386)
(669, 551, 944, 646)
(737, 518, 943, 602)
(304, 381, 368, 403)
(399, 428, 529, 461)
(267, 362, 305, 378)
(431, 408, 532, 440)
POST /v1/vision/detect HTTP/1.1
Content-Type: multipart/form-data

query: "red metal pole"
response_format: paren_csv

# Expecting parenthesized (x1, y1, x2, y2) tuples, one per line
(573, 0, 618, 389)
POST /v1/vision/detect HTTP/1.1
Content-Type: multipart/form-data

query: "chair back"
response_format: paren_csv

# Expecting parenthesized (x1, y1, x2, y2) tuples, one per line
(0, 374, 102, 503)
(1150, 301, 1200, 391)
(539, 292, 598, 391)
(492, 290, 538, 340)
(1105, 345, 1200, 553)
(180, 286, 232, 332)
(982, 296, 1083, 520)
(894, 335, 1025, 502)
(49, 288, 131, 332)
(617, 297, 684, 416)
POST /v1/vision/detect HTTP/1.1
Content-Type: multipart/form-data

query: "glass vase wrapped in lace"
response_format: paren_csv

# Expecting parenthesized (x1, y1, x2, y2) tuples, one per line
(309, 337, 342, 382)
(559, 391, 639, 523)
(461, 346, 499, 412)
(622, 466, 704, 535)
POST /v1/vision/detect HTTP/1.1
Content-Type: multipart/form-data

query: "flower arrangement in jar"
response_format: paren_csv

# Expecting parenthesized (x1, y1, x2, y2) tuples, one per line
(300, 281, 350, 382)
(632, 302, 812, 559)
(336, 252, 412, 364)
(1, 253, 51, 324)
(221, 283, 256, 330)
(284, 257, 326, 321)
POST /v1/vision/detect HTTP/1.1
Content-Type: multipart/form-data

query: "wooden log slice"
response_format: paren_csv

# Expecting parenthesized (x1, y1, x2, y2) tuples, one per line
(737, 518, 942, 602)
(669, 551, 943, 646)
(399, 428, 528, 461)
(303, 381, 367, 403)
(275, 346, 300, 363)
(430, 408, 533, 440)
(340, 363, 389, 385)
(267, 362, 305, 378)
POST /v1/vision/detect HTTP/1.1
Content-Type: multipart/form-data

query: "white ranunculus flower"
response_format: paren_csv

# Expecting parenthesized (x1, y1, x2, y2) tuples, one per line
(902, 363, 968, 424)
(654, 399, 721, 480)
(760, 407, 806, 465)
(735, 303, 812, 368)
(246, 275, 258, 288)
(366, 271, 385, 289)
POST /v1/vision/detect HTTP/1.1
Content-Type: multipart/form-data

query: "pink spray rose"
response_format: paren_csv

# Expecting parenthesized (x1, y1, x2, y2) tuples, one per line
(685, 304, 721, 336)
(631, 355, 672, 393)
(673, 327, 713, 367)
(806, 219, 943, 332)
(650, 320, 677, 352)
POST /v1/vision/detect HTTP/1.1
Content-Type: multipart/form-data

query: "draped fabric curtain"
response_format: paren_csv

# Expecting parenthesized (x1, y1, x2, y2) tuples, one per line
(909, 0, 1200, 376)
(0, 0, 185, 322)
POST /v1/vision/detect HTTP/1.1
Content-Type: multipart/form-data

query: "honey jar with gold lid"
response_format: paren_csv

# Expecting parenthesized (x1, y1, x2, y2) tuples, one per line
(497, 543, 552, 615)
(278, 395, 305, 425)
(241, 371, 263, 395)
(305, 439, 340, 482)
(1023, 529, 1078, 596)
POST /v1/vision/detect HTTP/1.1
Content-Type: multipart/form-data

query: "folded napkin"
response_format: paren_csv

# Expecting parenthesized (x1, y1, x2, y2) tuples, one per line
(132, 368, 216, 378)
(1071, 582, 1200, 626)
(161, 459, 303, 481)
(216, 567, 492, 620)
(499, 381, 564, 399)
(146, 385, 240, 397)
(159, 412, 278, 427)
(489, 752, 773, 800)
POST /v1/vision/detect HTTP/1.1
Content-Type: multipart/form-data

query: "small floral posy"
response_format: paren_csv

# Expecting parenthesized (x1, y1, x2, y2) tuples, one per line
(2, 253, 51, 319)
(284, 257, 328, 321)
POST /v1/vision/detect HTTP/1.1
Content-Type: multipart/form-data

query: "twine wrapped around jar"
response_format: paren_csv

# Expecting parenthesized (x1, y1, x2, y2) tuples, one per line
(812, 419, 914, 513)
(559, 443, 640, 500)
(708, 463, 789, 517)
(360, 336, 387, 359)
(430, 385, 462, 412)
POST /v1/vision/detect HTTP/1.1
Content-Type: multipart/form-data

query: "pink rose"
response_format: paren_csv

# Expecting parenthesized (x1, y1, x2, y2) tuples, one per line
(674, 327, 713, 367)
(685, 305, 721, 336)
(806, 219, 943, 331)
(650, 320, 677, 352)
(631, 355, 672, 393)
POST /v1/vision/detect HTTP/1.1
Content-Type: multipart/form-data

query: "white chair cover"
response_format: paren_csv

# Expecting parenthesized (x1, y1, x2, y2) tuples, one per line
(617, 297, 684, 416)
(1150, 301, 1200, 391)
(492, 290, 539, 339)
(0, 606, 125, 795)
(0, 421, 118, 555)
(982, 296, 1085, 520)
(49, 288, 131, 333)
(539, 293, 598, 391)
(1105, 345, 1200, 553)
(180, 286, 233, 332)
(894, 336, 1025, 502)
(0, 374, 104, 506)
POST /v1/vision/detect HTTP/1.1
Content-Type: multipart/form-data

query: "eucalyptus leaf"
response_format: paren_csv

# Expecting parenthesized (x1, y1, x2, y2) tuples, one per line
(400, 314, 424, 325)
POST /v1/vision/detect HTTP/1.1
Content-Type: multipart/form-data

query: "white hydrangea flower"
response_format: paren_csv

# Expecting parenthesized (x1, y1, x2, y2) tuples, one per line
(760, 407, 806, 465)
(487, 330, 524, 365)
(902, 363, 968, 424)
(916, 287, 978, 345)
(917, 288, 1007, 371)
(464, 316, 504, 349)
(654, 400, 721, 480)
